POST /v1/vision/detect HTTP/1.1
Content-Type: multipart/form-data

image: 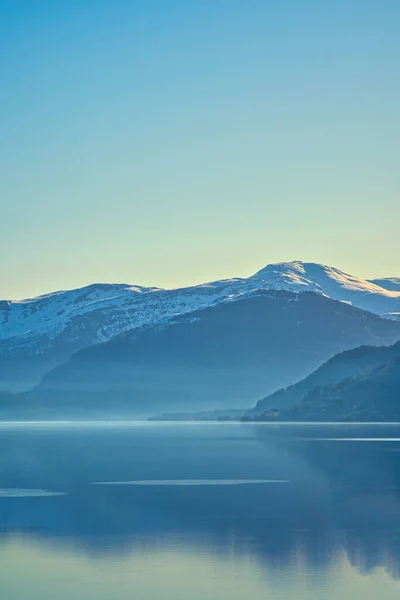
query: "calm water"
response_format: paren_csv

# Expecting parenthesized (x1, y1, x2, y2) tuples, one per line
(1, 422, 400, 599)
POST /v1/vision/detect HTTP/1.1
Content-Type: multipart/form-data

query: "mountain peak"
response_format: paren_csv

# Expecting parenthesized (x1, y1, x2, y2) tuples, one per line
(252, 261, 400, 298)
(253, 260, 352, 279)
(1, 259, 400, 392)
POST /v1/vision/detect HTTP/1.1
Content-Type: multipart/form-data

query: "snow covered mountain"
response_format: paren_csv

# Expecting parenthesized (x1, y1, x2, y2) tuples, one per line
(19, 291, 400, 417)
(0, 279, 265, 357)
(252, 262, 400, 317)
(369, 278, 400, 293)
(1, 261, 399, 390)
(0, 279, 261, 389)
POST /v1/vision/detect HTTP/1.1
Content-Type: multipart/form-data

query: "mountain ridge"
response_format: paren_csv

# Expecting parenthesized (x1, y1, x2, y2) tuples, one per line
(22, 290, 400, 418)
(248, 340, 400, 422)
(1, 261, 400, 390)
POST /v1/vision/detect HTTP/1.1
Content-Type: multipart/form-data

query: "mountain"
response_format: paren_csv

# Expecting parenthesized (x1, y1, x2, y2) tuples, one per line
(21, 290, 400, 418)
(252, 262, 400, 317)
(369, 278, 400, 293)
(0, 279, 256, 390)
(293, 357, 400, 421)
(252, 342, 400, 414)
(1, 261, 400, 391)
(250, 340, 400, 422)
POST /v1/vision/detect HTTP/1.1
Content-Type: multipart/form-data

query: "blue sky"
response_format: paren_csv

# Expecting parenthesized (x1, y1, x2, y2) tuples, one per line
(1, 0, 399, 299)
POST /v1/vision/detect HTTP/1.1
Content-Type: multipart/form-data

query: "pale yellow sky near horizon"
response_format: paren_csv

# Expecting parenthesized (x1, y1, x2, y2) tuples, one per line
(1, 1, 399, 300)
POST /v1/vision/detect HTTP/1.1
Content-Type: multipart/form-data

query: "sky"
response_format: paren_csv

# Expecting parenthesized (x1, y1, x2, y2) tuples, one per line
(1, 0, 399, 299)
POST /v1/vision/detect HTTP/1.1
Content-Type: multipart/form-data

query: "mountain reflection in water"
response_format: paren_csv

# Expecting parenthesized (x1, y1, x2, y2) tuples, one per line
(1, 422, 400, 599)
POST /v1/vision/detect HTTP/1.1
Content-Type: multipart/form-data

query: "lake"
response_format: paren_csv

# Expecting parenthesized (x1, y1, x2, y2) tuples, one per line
(1, 421, 400, 599)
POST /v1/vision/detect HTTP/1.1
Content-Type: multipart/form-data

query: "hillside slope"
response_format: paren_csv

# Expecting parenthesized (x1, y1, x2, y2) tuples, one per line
(251, 341, 400, 422)
(25, 291, 400, 418)
(1, 261, 400, 391)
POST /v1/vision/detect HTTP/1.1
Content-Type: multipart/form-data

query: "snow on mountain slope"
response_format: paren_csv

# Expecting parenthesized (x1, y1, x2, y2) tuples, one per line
(0, 279, 262, 359)
(1, 261, 400, 368)
(0, 283, 156, 342)
(31, 290, 400, 416)
(369, 278, 400, 293)
(252, 262, 400, 318)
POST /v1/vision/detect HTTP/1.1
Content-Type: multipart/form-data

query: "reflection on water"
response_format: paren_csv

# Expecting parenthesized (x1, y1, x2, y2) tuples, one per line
(1, 422, 400, 599)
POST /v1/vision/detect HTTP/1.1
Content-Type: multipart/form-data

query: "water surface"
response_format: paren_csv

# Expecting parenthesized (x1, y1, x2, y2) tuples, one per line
(1, 422, 400, 599)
